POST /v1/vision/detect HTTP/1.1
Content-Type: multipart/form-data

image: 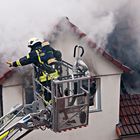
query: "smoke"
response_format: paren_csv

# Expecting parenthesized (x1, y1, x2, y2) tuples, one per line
(0, 0, 140, 93)
(0, 0, 125, 69)
(106, 0, 140, 93)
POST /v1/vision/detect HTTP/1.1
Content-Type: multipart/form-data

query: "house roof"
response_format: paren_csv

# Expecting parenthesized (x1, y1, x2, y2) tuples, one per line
(0, 70, 13, 84)
(47, 17, 131, 73)
(0, 17, 131, 84)
(116, 94, 140, 138)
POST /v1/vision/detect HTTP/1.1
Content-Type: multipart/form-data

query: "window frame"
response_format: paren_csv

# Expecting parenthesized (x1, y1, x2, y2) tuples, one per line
(89, 77, 102, 113)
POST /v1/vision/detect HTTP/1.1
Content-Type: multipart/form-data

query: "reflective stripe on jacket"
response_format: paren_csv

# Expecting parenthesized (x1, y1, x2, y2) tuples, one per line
(35, 50, 59, 82)
(39, 70, 59, 82)
(12, 44, 59, 82)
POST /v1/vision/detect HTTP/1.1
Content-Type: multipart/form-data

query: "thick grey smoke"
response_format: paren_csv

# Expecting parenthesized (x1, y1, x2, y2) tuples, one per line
(0, 0, 127, 74)
(106, 0, 140, 93)
(0, 0, 126, 53)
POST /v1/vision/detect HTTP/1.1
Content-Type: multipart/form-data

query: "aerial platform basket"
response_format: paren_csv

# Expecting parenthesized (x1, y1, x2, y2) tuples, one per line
(51, 73, 90, 132)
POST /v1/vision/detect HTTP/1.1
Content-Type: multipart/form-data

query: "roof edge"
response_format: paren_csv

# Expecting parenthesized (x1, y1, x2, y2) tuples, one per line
(65, 17, 131, 73)
(0, 70, 13, 84)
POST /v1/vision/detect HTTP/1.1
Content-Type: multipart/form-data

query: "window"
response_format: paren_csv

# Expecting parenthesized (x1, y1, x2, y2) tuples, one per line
(89, 78, 101, 113)
(24, 86, 34, 104)
(23, 75, 34, 104)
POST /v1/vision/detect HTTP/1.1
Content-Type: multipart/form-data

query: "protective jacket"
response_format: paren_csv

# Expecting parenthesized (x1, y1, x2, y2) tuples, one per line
(13, 42, 59, 82)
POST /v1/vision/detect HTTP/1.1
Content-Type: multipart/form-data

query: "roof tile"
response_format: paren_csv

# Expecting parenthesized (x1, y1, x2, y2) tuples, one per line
(136, 124, 140, 132)
(116, 94, 140, 138)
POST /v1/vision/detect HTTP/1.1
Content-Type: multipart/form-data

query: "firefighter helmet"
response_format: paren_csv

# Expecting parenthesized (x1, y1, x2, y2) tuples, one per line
(28, 37, 42, 48)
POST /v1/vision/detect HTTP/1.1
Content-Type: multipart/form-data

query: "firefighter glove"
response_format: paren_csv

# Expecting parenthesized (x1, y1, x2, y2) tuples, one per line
(6, 61, 13, 67)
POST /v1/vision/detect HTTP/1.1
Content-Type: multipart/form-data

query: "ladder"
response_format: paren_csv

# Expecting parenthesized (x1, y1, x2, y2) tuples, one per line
(0, 104, 23, 133)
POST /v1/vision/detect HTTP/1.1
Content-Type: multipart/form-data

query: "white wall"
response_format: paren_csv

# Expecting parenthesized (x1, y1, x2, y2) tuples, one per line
(23, 74, 121, 140)
(2, 73, 24, 114)
(52, 32, 122, 76)
(1, 66, 121, 140)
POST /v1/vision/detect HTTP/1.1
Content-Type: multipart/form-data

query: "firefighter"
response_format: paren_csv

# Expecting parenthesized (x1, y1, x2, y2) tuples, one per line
(7, 37, 61, 103)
